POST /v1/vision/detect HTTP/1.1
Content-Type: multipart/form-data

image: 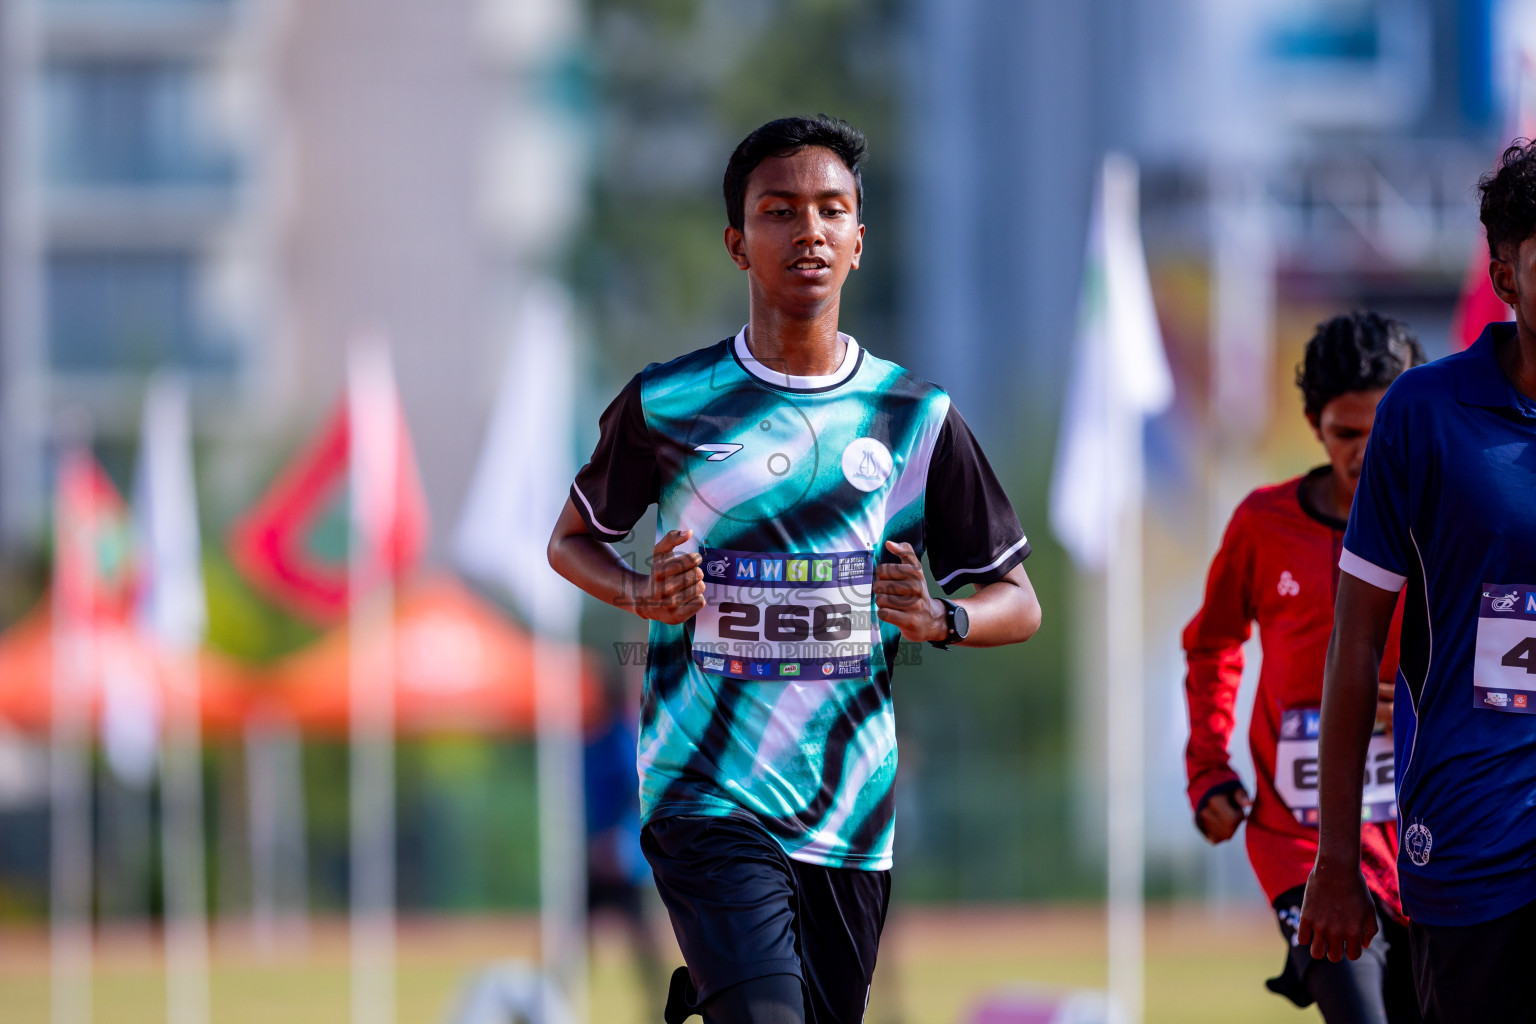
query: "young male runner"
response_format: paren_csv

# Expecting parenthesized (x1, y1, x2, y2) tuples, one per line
(1299, 142, 1536, 1023)
(547, 115, 1041, 1024)
(1184, 313, 1423, 1024)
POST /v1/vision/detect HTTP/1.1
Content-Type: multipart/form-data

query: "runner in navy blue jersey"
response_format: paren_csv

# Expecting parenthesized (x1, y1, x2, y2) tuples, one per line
(1300, 141, 1536, 1023)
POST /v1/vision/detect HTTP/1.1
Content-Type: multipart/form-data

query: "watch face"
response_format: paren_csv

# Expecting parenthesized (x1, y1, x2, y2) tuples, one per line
(952, 602, 969, 640)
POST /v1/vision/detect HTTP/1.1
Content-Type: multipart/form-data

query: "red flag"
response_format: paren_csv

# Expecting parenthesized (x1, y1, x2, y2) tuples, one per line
(1450, 235, 1512, 351)
(228, 394, 428, 624)
(1452, 53, 1536, 350)
(55, 451, 135, 625)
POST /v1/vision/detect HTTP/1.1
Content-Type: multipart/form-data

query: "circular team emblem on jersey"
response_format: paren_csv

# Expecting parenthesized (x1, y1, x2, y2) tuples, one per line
(841, 437, 893, 492)
(1404, 821, 1433, 866)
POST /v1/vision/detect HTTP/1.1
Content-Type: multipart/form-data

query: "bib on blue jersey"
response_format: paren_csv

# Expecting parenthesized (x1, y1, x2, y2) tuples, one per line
(1473, 583, 1536, 712)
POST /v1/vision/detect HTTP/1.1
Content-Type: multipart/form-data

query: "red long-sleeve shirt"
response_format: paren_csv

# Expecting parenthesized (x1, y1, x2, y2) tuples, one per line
(1183, 468, 1404, 919)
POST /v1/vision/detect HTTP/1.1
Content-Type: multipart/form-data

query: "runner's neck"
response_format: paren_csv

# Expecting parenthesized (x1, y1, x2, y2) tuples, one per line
(743, 314, 846, 378)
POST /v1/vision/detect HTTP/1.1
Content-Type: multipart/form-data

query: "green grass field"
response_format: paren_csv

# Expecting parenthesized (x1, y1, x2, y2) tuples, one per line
(0, 906, 1313, 1023)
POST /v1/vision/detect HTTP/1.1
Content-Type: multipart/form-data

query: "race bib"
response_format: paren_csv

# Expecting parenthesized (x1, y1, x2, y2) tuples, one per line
(691, 547, 876, 681)
(1274, 708, 1395, 826)
(1473, 582, 1536, 712)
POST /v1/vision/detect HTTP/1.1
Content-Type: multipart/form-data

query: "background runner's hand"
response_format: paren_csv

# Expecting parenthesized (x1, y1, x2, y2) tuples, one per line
(1298, 859, 1378, 963)
(1196, 786, 1250, 844)
(629, 529, 705, 625)
(874, 541, 947, 643)
(1375, 680, 1394, 734)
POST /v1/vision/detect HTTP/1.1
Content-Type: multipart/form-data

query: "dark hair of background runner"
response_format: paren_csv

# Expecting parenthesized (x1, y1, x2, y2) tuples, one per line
(1295, 312, 1426, 421)
(723, 115, 867, 232)
(1479, 138, 1536, 262)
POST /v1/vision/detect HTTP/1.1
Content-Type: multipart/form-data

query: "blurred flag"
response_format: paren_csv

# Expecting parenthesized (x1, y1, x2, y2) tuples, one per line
(228, 353, 428, 624)
(1450, 243, 1511, 352)
(133, 374, 212, 1024)
(55, 452, 135, 625)
(1049, 153, 1173, 568)
(1451, 51, 1536, 350)
(454, 281, 581, 635)
(134, 375, 206, 651)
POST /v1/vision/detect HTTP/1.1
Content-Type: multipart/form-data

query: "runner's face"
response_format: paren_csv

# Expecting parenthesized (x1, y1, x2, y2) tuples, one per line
(1312, 389, 1386, 507)
(725, 147, 863, 318)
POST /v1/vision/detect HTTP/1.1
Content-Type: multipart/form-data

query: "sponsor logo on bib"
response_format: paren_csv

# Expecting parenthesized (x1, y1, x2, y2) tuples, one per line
(1277, 571, 1300, 597)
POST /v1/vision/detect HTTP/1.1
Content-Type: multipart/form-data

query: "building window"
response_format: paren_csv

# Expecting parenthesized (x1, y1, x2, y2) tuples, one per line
(47, 251, 237, 373)
(44, 60, 234, 187)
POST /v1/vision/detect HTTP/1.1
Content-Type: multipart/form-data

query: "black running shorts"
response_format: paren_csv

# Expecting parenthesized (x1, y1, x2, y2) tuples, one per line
(641, 812, 891, 1024)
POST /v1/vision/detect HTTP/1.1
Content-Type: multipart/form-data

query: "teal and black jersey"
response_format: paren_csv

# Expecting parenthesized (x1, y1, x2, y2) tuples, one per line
(571, 329, 1029, 870)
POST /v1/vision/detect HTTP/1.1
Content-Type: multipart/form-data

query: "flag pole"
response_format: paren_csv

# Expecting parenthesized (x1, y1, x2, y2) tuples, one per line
(51, 429, 94, 1024)
(1105, 417, 1145, 1024)
(160, 650, 209, 1024)
(349, 337, 399, 1024)
(534, 605, 586, 1022)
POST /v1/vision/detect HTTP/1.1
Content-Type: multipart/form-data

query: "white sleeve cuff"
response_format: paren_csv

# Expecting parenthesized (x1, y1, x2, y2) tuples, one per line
(1339, 548, 1407, 593)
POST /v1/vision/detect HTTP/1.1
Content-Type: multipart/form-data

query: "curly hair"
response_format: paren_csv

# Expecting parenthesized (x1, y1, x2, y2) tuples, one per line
(723, 115, 866, 232)
(1479, 139, 1536, 261)
(1295, 312, 1425, 421)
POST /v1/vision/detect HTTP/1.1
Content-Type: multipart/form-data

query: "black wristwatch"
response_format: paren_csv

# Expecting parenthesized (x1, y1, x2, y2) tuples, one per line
(929, 599, 969, 650)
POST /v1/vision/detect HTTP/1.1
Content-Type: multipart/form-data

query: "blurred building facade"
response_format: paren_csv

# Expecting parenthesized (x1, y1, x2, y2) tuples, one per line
(0, 0, 587, 550)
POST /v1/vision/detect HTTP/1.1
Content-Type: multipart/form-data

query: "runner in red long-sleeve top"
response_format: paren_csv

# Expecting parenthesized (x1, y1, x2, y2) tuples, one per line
(1184, 313, 1424, 1024)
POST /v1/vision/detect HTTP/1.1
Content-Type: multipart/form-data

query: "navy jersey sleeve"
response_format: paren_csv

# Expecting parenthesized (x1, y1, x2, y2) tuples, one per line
(1340, 400, 1410, 593)
(924, 404, 1030, 594)
(570, 373, 659, 539)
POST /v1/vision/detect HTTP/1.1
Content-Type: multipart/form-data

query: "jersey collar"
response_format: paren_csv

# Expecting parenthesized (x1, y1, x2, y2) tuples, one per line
(732, 326, 863, 392)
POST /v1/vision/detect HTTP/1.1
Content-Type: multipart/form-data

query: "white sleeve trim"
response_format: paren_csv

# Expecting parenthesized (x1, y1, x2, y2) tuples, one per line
(571, 482, 628, 538)
(934, 534, 1029, 588)
(1338, 547, 1407, 593)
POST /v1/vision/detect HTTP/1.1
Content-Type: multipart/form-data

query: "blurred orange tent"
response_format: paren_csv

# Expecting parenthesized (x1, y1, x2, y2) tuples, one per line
(0, 603, 253, 736)
(259, 575, 600, 735)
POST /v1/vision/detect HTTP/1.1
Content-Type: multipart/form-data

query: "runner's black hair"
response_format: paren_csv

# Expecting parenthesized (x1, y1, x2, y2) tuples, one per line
(723, 115, 866, 232)
(1479, 139, 1536, 261)
(1296, 312, 1425, 421)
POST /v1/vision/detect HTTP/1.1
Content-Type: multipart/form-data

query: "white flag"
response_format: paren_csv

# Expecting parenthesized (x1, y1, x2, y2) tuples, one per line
(134, 375, 206, 650)
(454, 280, 582, 637)
(1048, 153, 1174, 569)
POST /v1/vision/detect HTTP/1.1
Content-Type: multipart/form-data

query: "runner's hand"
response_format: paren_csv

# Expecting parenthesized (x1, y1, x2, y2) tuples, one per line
(630, 529, 705, 625)
(1298, 860, 1378, 962)
(1196, 786, 1250, 844)
(874, 541, 947, 643)
(1375, 680, 1394, 734)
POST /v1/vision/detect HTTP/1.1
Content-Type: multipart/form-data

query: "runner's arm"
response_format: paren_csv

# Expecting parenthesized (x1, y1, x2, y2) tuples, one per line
(548, 497, 703, 624)
(1182, 507, 1256, 841)
(1298, 571, 1398, 961)
(873, 541, 1038, 646)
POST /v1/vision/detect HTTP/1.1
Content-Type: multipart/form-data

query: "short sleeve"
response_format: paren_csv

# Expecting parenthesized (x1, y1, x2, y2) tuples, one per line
(924, 404, 1030, 594)
(570, 373, 659, 539)
(1340, 412, 1410, 593)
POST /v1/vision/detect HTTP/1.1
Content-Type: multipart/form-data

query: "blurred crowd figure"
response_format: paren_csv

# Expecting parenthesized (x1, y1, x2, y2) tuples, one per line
(584, 669, 665, 1012)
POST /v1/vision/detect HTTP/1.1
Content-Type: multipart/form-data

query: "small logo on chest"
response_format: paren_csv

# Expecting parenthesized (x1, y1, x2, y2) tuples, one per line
(1277, 571, 1300, 597)
(694, 443, 743, 461)
(841, 437, 893, 492)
